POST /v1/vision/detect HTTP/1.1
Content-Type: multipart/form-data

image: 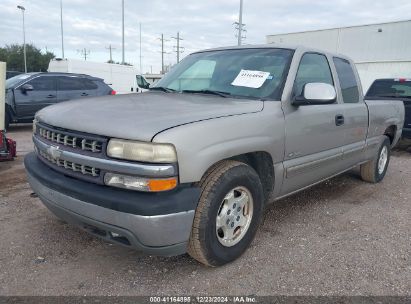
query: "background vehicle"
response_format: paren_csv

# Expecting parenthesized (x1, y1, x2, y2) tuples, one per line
(48, 59, 151, 94)
(5, 72, 114, 129)
(25, 45, 404, 267)
(365, 78, 411, 140)
(6, 71, 23, 79)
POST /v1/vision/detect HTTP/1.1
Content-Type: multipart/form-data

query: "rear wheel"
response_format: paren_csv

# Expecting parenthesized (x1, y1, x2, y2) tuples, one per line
(188, 160, 264, 267)
(360, 136, 391, 183)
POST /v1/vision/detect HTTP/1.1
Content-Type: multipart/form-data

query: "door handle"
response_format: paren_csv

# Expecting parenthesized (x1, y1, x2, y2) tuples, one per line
(81, 93, 89, 96)
(335, 114, 345, 126)
(46, 94, 55, 98)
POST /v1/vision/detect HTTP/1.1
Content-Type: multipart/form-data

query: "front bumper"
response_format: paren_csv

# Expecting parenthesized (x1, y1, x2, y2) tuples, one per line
(25, 152, 200, 256)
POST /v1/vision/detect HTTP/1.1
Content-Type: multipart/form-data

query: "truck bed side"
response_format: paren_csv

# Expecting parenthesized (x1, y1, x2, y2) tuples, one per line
(364, 99, 405, 149)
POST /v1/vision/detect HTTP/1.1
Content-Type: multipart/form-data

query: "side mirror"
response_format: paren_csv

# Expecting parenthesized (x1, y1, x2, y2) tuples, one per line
(293, 83, 336, 106)
(20, 83, 34, 93)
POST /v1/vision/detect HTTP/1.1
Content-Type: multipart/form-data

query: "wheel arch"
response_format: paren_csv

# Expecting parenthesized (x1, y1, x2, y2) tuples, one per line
(200, 151, 275, 202)
(384, 125, 397, 146)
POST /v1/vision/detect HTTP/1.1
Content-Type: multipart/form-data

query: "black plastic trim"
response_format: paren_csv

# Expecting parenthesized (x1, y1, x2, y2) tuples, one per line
(25, 152, 200, 216)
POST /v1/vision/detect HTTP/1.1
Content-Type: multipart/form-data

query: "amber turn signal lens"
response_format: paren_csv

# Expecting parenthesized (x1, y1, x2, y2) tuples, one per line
(148, 178, 178, 192)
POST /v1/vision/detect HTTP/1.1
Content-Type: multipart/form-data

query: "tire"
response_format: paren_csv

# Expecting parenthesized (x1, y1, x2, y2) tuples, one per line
(360, 136, 391, 183)
(188, 160, 264, 267)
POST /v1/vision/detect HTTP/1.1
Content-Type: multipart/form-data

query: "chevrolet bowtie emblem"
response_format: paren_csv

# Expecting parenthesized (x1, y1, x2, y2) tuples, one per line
(47, 145, 62, 160)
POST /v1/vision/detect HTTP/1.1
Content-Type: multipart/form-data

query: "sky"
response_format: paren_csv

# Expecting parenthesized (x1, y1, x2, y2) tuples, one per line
(1, 0, 410, 74)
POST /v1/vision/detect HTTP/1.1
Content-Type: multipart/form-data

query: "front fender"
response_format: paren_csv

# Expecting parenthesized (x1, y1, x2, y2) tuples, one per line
(152, 102, 285, 183)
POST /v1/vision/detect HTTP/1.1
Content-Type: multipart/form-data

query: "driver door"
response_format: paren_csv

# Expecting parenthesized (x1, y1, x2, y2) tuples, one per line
(14, 76, 57, 119)
(280, 52, 347, 195)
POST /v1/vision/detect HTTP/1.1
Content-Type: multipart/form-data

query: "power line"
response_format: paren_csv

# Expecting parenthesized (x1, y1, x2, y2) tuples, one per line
(171, 32, 185, 63)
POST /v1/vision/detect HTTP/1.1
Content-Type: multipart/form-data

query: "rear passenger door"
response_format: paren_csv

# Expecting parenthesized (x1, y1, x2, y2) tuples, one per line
(281, 53, 347, 195)
(333, 57, 368, 166)
(57, 76, 97, 102)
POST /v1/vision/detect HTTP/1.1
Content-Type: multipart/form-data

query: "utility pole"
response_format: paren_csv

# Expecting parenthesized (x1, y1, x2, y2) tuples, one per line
(121, 0, 125, 64)
(171, 32, 185, 64)
(161, 34, 164, 74)
(60, 0, 65, 58)
(233, 0, 246, 45)
(139, 23, 142, 72)
(238, 0, 243, 46)
(158, 34, 169, 74)
(17, 5, 27, 73)
(78, 48, 90, 61)
(106, 45, 116, 63)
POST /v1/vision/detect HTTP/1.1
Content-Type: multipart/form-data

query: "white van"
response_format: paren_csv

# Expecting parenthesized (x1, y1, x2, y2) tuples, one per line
(48, 59, 151, 94)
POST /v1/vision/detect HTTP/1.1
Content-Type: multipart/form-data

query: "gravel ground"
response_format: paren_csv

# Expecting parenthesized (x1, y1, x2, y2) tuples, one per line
(0, 125, 410, 296)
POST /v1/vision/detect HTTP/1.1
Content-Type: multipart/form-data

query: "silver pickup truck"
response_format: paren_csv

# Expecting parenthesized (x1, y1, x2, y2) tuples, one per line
(25, 45, 404, 266)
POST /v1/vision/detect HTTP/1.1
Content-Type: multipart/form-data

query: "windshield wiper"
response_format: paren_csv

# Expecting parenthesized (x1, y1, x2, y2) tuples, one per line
(181, 89, 231, 98)
(149, 86, 176, 93)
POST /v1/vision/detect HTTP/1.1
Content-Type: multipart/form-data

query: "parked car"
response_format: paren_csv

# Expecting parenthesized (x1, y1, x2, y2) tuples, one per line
(25, 45, 404, 266)
(365, 78, 411, 140)
(6, 70, 23, 79)
(4, 72, 115, 129)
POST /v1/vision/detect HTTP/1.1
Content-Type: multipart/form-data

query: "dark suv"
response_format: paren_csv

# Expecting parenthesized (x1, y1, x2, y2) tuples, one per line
(5, 72, 115, 129)
(365, 78, 411, 140)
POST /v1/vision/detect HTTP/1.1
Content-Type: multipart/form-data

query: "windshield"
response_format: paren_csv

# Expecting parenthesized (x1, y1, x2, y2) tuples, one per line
(153, 48, 293, 100)
(5, 74, 33, 89)
(366, 79, 411, 99)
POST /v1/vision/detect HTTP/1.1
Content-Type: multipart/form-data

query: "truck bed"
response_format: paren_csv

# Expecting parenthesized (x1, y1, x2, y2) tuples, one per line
(364, 99, 405, 145)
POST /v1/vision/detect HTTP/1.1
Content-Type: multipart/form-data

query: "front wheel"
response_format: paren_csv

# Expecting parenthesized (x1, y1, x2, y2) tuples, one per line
(188, 160, 264, 267)
(4, 111, 10, 130)
(360, 136, 391, 183)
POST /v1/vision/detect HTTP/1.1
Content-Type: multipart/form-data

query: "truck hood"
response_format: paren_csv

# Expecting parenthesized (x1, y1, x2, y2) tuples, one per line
(36, 92, 264, 141)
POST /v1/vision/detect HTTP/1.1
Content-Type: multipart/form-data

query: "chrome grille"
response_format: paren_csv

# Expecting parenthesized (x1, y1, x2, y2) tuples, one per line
(38, 127, 103, 153)
(38, 149, 100, 177)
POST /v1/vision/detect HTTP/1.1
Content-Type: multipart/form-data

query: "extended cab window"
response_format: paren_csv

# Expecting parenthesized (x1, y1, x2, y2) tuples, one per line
(27, 77, 56, 91)
(333, 57, 360, 103)
(294, 53, 333, 96)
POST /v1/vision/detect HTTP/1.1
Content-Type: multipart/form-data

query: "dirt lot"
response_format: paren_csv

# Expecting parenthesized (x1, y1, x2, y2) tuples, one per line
(0, 125, 410, 296)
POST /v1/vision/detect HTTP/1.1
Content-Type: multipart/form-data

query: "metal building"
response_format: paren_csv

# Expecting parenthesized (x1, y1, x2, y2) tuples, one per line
(266, 20, 411, 92)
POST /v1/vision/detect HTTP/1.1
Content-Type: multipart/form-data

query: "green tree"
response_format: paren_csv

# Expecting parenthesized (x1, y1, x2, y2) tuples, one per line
(0, 44, 55, 72)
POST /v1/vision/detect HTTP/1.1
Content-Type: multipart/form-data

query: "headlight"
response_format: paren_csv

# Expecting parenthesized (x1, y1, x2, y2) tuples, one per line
(104, 173, 178, 192)
(33, 118, 38, 134)
(107, 139, 177, 163)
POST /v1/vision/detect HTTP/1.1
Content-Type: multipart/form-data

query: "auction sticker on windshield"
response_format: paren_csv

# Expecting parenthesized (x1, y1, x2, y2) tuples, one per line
(231, 69, 270, 88)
